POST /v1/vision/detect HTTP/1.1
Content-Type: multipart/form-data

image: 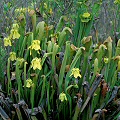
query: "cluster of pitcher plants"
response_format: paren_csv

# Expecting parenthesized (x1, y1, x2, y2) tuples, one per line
(0, 0, 120, 120)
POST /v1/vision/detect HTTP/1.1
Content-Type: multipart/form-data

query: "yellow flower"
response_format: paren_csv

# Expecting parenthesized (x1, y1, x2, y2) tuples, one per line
(9, 52, 16, 61)
(44, 3, 47, 9)
(17, 58, 24, 67)
(15, 8, 19, 12)
(31, 40, 40, 50)
(70, 68, 82, 78)
(28, 40, 41, 55)
(80, 12, 91, 23)
(21, 8, 27, 13)
(49, 8, 53, 15)
(104, 57, 109, 64)
(82, 12, 90, 18)
(12, 23, 19, 29)
(10, 29, 20, 39)
(26, 78, 33, 88)
(15, 8, 28, 13)
(31, 57, 42, 70)
(59, 92, 67, 102)
(4, 37, 12, 46)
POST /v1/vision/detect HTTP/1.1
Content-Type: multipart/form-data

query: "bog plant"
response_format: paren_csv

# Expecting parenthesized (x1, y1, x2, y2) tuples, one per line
(0, 1, 120, 120)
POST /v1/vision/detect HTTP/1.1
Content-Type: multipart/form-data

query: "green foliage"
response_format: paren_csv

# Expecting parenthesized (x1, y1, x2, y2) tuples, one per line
(0, 1, 120, 120)
(0, 40, 7, 89)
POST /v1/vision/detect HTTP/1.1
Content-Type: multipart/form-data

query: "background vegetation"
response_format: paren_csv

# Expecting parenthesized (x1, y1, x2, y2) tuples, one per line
(0, 0, 120, 120)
